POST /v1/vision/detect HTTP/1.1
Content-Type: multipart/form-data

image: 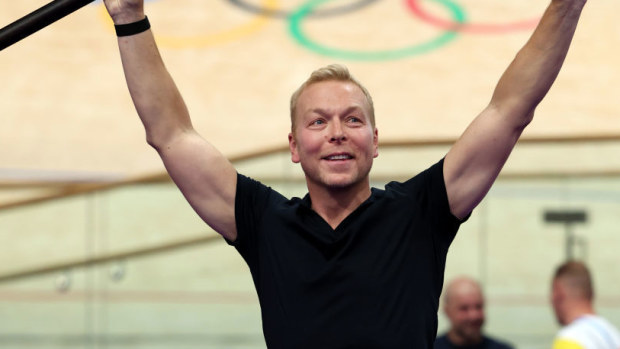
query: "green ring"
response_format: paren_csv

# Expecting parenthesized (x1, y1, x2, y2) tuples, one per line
(289, 0, 466, 61)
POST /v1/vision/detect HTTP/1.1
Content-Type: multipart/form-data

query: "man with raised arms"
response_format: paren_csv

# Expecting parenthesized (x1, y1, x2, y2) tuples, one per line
(101, 0, 588, 347)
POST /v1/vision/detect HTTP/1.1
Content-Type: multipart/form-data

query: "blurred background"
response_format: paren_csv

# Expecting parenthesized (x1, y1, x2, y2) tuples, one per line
(1, 0, 620, 348)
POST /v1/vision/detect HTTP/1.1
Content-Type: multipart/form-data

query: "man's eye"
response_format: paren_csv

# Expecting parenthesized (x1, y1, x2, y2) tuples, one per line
(311, 119, 325, 125)
(348, 116, 362, 123)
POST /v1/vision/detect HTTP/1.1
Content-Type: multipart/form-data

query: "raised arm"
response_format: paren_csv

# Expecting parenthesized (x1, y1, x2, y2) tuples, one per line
(444, 0, 587, 219)
(103, 0, 238, 241)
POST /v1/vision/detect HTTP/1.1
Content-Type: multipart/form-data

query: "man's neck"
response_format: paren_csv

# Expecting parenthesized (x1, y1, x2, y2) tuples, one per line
(306, 181, 372, 229)
(564, 301, 596, 325)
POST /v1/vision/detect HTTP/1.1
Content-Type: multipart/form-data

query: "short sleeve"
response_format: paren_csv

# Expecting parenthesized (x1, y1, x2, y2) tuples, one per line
(226, 173, 272, 258)
(395, 158, 467, 248)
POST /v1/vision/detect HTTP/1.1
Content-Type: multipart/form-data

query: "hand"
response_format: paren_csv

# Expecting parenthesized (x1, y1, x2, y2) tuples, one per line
(102, 0, 145, 24)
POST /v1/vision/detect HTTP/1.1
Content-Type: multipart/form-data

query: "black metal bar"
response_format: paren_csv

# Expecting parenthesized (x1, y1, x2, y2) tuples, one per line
(0, 0, 96, 51)
(544, 210, 588, 224)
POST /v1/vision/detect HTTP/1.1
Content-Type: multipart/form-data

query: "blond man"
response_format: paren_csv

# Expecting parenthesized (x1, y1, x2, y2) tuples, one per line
(102, 0, 588, 347)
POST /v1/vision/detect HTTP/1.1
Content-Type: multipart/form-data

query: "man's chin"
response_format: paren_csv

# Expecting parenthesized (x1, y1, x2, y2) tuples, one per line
(307, 172, 369, 192)
(319, 174, 353, 188)
(458, 328, 483, 343)
(325, 176, 362, 191)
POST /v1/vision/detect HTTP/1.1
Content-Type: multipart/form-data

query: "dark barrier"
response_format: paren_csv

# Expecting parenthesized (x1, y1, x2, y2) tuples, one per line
(0, 0, 95, 51)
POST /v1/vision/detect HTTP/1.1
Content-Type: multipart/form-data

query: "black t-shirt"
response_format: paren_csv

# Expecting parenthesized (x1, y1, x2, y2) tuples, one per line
(231, 159, 464, 348)
(434, 334, 515, 349)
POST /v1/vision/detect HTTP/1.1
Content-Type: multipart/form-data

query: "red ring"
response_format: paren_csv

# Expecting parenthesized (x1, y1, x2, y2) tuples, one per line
(405, 0, 540, 34)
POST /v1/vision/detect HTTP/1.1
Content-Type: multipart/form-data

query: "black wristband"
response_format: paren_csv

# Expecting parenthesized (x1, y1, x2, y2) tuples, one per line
(115, 16, 150, 37)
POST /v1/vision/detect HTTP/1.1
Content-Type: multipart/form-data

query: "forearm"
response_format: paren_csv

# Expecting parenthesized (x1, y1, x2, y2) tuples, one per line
(491, 0, 587, 121)
(115, 17, 191, 149)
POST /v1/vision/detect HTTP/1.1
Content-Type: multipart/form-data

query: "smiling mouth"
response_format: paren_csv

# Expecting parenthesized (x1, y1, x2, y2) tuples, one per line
(323, 154, 353, 161)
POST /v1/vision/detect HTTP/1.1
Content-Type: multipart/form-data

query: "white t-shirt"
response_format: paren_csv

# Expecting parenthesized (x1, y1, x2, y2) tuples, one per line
(553, 315, 620, 349)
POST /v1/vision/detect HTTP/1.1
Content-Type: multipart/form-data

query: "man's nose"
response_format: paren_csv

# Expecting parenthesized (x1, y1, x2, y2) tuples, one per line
(329, 122, 346, 142)
(467, 308, 484, 320)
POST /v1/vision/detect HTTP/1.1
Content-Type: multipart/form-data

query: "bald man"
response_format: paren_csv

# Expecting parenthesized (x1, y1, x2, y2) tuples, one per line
(551, 261, 620, 349)
(435, 277, 514, 349)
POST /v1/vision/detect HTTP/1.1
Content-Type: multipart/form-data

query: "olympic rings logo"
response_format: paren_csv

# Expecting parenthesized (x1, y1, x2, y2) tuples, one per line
(96, 0, 540, 61)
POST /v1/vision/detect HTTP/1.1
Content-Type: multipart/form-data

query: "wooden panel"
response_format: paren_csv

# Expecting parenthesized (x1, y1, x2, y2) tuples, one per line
(2, 0, 619, 180)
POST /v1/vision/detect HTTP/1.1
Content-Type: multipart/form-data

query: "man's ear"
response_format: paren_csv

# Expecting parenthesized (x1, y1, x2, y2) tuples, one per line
(289, 133, 300, 163)
(373, 127, 379, 158)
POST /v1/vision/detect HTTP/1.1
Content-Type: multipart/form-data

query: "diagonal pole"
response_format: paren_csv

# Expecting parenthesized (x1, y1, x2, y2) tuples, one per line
(0, 0, 96, 51)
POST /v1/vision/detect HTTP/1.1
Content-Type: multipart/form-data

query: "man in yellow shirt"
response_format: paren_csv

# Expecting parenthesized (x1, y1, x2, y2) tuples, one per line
(551, 261, 620, 349)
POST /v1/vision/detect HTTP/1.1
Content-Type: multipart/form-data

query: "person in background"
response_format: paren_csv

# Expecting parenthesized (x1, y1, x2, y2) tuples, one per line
(551, 260, 620, 349)
(435, 277, 515, 349)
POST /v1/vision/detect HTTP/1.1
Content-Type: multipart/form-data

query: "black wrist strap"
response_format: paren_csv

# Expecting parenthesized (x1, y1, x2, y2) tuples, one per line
(115, 16, 150, 37)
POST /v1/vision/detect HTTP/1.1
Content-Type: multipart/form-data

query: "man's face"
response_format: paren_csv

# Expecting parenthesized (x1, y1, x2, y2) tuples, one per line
(288, 80, 378, 191)
(445, 286, 485, 343)
(551, 279, 566, 325)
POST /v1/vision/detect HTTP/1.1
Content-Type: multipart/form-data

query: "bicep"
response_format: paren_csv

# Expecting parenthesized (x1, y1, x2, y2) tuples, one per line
(157, 130, 238, 241)
(444, 105, 529, 219)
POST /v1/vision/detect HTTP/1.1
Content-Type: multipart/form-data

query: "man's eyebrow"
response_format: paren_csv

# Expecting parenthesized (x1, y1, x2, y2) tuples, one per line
(309, 108, 329, 117)
(309, 106, 362, 117)
(340, 106, 363, 116)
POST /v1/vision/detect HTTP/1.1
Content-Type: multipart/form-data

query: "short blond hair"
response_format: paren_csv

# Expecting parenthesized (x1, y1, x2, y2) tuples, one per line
(554, 260, 594, 301)
(289, 64, 375, 132)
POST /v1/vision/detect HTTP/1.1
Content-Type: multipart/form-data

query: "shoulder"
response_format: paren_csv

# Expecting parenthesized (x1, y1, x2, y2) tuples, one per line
(235, 173, 298, 224)
(433, 334, 452, 349)
(384, 158, 445, 196)
(236, 173, 288, 202)
(563, 315, 620, 347)
(553, 316, 605, 349)
(554, 319, 588, 347)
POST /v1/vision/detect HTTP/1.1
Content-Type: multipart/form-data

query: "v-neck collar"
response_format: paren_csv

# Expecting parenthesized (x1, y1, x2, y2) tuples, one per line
(298, 187, 380, 233)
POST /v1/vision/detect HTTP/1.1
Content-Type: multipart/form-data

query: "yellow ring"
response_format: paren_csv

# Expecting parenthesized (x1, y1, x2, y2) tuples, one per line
(98, 0, 278, 49)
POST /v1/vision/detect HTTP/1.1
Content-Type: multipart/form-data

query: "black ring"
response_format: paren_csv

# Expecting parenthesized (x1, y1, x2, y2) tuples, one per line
(226, 0, 380, 19)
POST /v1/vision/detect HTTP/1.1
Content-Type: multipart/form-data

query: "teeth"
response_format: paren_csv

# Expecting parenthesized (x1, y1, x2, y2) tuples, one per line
(327, 154, 351, 160)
